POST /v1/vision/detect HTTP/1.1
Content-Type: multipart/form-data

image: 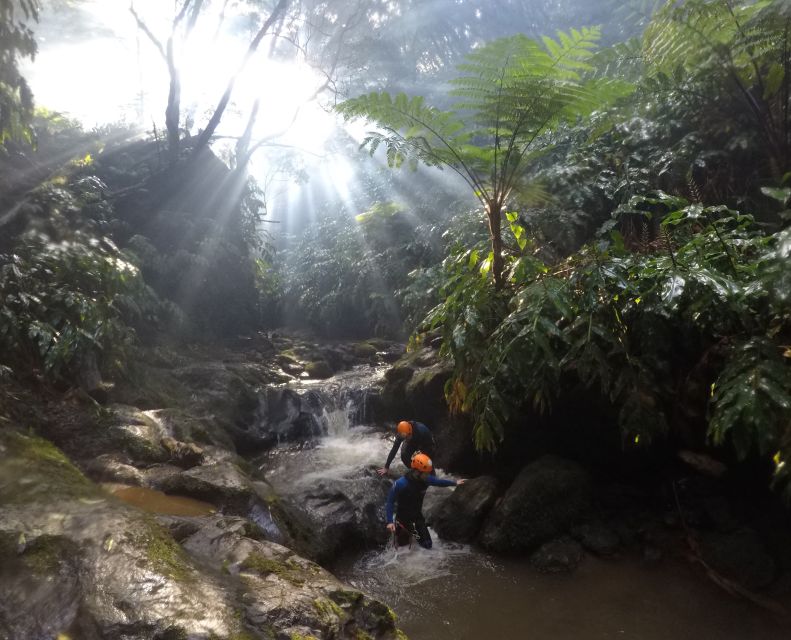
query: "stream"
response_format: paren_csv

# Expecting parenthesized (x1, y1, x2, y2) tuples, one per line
(252, 366, 791, 640)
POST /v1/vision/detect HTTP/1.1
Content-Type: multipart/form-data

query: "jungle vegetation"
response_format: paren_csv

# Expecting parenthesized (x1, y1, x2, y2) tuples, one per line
(0, 0, 789, 496)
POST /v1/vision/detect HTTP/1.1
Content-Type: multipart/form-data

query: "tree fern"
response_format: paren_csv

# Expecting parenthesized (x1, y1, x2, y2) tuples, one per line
(643, 0, 791, 177)
(337, 29, 633, 288)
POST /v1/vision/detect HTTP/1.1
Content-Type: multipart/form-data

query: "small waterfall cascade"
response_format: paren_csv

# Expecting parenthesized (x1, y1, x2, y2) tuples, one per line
(255, 364, 392, 489)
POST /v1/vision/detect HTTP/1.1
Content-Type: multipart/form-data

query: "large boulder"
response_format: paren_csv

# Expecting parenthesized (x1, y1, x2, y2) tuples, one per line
(427, 475, 500, 542)
(0, 431, 248, 639)
(479, 455, 593, 552)
(530, 537, 584, 573)
(157, 461, 271, 514)
(699, 529, 777, 591)
(274, 468, 392, 563)
(182, 516, 404, 639)
(252, 386, 326, 444)
(0, 429, 405, 640)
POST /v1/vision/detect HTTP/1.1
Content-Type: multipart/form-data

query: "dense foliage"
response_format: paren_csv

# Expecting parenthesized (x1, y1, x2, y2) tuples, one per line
(279, 202, 441, 338)
(338, 28, 632, 288)
(402, 0, 791, 496)
(0, 0, 37, 145)
(0, 177, 158, 383)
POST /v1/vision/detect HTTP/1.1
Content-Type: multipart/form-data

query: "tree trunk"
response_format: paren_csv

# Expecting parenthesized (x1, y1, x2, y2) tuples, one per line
(193, 0, 290, 154)
(486, 201, 505, 289)
(165, 35, 181, 165)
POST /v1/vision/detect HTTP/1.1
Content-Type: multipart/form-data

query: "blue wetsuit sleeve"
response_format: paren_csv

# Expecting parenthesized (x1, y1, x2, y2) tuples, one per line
(386, 478, 406, 523)
(384, 437, 403, 468)
(426, 476, 457, 488)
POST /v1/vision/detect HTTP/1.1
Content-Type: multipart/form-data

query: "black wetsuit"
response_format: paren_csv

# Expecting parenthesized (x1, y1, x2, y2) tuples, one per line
(384, 420, 435, 469)
(386, 469, 456, 549)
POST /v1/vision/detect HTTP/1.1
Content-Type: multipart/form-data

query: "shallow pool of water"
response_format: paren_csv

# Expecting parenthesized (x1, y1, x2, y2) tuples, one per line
(336, 536, 790, 640)
(108, 485, 217, 517)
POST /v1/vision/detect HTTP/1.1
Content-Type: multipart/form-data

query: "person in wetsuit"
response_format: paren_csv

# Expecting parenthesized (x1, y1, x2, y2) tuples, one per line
(385, 452, 465, 549)
(377, 420, 435, 477)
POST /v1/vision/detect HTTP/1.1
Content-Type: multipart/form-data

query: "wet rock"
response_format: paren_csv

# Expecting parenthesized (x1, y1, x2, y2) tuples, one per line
(105, 404, 168, 463)
(432, 415, 478, 473)
(86, 453, 145, 485)
(306, 360, 335, 379)
(155, 407, 236, 450)
(530, 537, 584, 573)
(570, 521, 620, 556)
(700, 529, 777, 591)
(480, 455, 593, 552)
(160, 435, 205, 468)
(0, 429, 405, 640)
(157, 461, 269, 514)
(277, 353, 305, 375)
(403, 361, 453, 422)
(142, 463, 184, 488)
(0, 431, 247, 639)
(428, 476, 499, 542)
(252, 386, 325, 445)
(274, 468, 392, 563)
(182, 517, 404, 639)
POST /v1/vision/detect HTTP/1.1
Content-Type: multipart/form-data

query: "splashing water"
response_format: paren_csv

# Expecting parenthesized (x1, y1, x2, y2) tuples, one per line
(256, 364, 790, 640)
(256, 366, 394, 489)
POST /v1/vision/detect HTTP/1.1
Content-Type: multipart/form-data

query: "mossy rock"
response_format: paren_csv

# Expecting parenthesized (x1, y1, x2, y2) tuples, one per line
(351, 342, 378, 359)
(239, 551, 306, 586)
(0, 430, 99, 504)
(305, 360, 333, 379)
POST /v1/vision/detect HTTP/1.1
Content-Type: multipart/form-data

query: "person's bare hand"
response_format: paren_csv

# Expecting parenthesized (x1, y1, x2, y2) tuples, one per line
(377, 467, 389, 477)
(456, 479, 467, 485)
(386, 523, 396, 532)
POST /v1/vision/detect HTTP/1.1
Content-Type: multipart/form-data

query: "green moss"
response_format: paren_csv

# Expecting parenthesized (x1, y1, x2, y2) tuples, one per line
(329, 589, 364, 608)
(289, 634, 319, 640)
(0, 431, 98, 504)
(352, 342, 378, 358)
(135, 524, 194, 584)
(354, 631, 374, 640)
(305, 361, 333, 379)
(313, 597, 345, 624)
(239, 552, 305, 586)
(154, 628, 187, 640)
(241, 521, 266, 541)
(22, 535, 70, 574)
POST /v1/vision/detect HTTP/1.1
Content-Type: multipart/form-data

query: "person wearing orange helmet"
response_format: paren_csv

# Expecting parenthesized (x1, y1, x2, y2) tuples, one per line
(385, 452, 465, 549)
(377, 419, 435, 477)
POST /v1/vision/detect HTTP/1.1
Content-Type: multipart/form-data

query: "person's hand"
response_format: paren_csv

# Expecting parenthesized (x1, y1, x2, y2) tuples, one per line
(456, 479, 467, 486)
(387, 523, 396, 532)
(377, 467, 389, 477)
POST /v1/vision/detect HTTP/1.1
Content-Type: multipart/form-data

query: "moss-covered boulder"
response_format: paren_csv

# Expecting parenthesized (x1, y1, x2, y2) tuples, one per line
(0, 429, 406, 640)
(182, 517, 405, 639)
(427, 476, 499, 543)
(306, 360, 334, 379)
(479, 455, 593, 552)
(0, 430, 251, 639)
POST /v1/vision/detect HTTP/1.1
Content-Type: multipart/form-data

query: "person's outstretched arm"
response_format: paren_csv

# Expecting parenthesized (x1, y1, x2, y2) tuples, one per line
(378, 437, 403, 476)
(426, 476, 466, 488)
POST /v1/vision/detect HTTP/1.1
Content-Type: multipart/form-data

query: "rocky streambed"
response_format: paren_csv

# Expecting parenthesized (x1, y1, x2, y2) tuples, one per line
(2, 331, 791, 639)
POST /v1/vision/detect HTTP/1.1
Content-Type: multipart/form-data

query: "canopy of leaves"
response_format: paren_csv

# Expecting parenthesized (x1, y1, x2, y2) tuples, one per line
(338, 28, 633, 209)
(0, 0, 38, 145)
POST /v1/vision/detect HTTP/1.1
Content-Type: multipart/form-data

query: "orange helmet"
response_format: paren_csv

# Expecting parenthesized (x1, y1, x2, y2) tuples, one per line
(410, 452, 433, 473)
(397, 421, 413, 437)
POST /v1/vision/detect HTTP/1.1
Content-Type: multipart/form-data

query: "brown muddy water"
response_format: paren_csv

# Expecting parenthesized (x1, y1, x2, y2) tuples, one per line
(107, 485, 216, 516)
(337, 540, 791, 640)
